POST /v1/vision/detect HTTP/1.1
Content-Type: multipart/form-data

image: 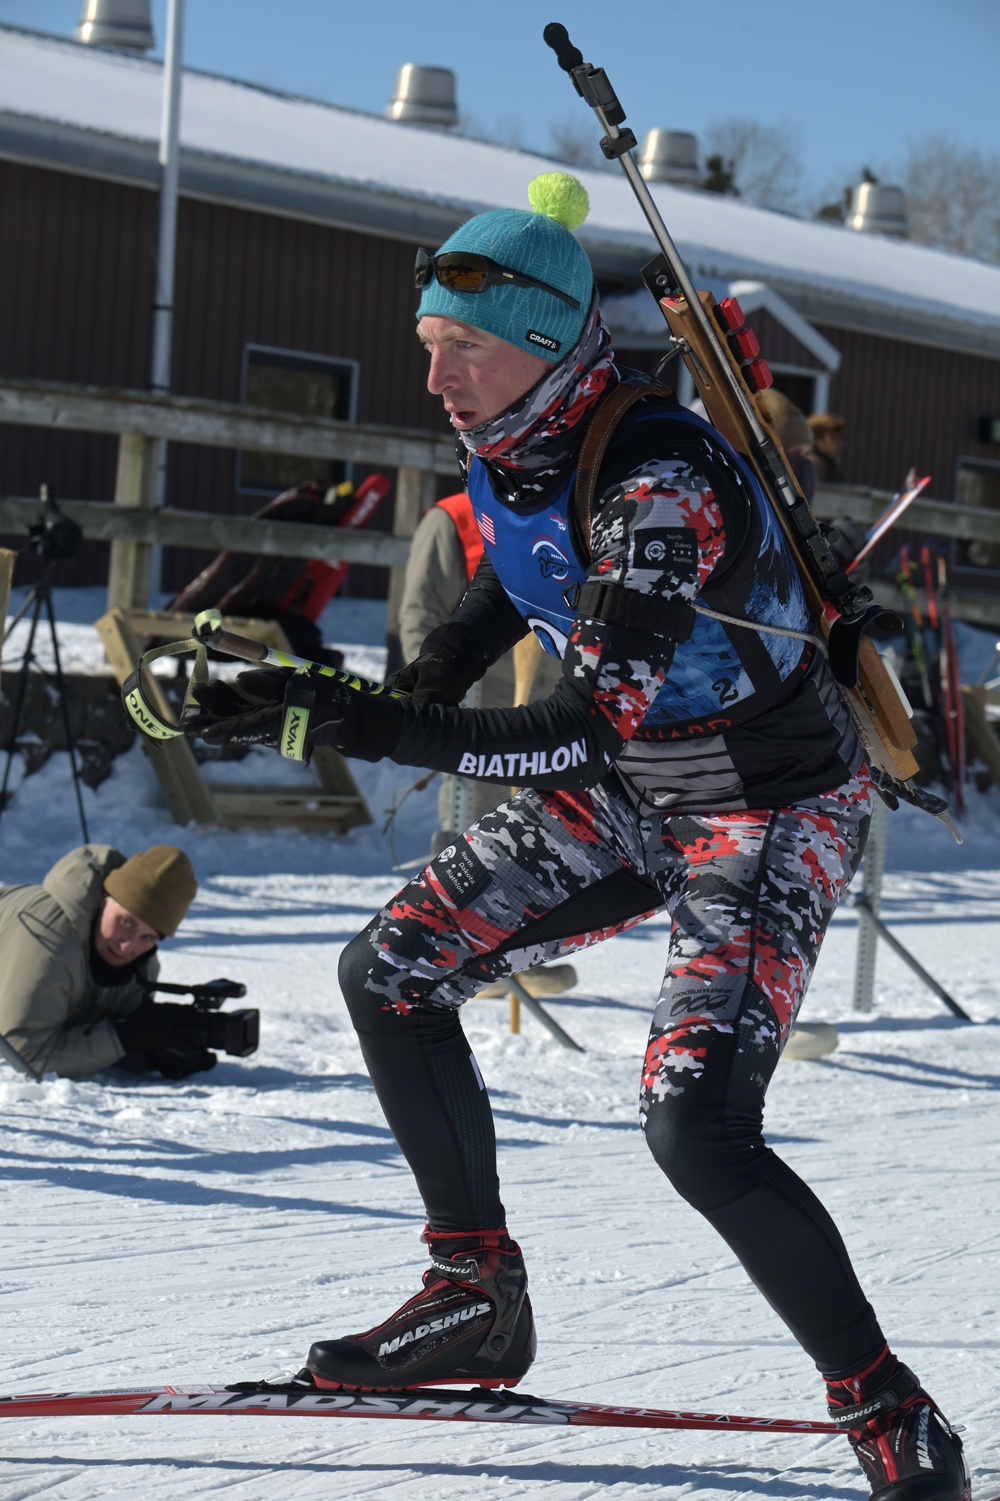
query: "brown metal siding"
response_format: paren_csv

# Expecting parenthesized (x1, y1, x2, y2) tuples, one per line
(4, 155, 1000, 597)
(0, 159, 157, 585)
(751, 309, 825, 371)
(164, 196, 455, 593)
(813, 322, 1000, 497)
(0, 161, 456, 593)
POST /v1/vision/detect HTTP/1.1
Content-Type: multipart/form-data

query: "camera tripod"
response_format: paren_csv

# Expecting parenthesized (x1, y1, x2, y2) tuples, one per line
(1, 557, 90, 844)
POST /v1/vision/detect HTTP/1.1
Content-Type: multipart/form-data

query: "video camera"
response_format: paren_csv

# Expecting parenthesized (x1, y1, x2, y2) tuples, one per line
(28, 484, 83, 564)
(140, 977, 259, 1058)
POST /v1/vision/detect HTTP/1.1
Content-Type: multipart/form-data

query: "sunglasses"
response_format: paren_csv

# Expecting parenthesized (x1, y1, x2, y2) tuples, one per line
(415, 248, 580, 310)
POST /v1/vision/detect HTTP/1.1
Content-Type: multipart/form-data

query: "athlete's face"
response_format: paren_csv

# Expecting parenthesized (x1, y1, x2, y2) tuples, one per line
(417, 315, 549, 431)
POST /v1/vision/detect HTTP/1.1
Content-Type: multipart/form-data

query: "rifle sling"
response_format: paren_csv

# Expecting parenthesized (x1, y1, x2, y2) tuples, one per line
(572, 378, 673, 565)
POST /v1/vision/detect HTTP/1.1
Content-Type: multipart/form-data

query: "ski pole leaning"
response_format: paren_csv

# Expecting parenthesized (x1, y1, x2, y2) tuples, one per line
(845, 473, 931, 575)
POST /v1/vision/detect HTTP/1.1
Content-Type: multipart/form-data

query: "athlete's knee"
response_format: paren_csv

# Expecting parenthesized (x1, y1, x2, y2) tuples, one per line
(339, 922, 462, 1040)
(633, 1020, 765, 1218)
(642, 1096, 727, 1210)
(338, 925, 382, 1029)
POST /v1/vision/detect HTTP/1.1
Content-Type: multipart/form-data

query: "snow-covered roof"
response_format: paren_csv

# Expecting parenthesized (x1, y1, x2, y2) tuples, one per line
(3, 25, 1000, 360)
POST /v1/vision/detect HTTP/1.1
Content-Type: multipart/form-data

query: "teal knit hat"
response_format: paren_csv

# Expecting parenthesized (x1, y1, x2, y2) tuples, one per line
(416, 173, 593, 363)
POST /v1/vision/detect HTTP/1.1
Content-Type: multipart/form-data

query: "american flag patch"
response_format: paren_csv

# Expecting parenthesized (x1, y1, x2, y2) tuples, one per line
(478, 512, 496, 546)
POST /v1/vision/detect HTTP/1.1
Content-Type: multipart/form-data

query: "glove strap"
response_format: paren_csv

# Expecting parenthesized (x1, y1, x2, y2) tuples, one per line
(280, 671, 317, 762)
(121, 636, 209, 742)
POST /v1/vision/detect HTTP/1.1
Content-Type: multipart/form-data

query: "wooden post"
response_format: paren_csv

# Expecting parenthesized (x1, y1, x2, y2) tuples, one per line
(384, 466, 437, 678)
(106, 433, 158, 613)
(0, 549, 13, 623)
(95, 607, 218, 826)
(0, 548, 14, 689)
(509, 993, 521, 1034)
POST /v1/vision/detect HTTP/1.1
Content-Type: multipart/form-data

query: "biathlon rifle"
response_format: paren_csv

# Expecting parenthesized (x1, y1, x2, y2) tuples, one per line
(543, 25, 956, 835)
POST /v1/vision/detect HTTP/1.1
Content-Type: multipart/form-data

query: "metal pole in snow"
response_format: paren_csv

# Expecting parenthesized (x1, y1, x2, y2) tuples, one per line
(149, 0, 185, 589)
(851, 792, 888, 1012)
(848, 791, 970, 1020)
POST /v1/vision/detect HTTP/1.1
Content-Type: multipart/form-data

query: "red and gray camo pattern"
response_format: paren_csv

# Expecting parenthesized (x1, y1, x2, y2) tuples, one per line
(359, 770, 872, 1088)
(638, 769, 872, 1124)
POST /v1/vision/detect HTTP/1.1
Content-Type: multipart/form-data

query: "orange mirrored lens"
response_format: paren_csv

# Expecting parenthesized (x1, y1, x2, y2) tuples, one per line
(437, 258, 490, 292)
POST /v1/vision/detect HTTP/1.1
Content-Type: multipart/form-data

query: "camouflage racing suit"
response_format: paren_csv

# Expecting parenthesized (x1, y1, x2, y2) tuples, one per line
(341, 361, 883, 1376)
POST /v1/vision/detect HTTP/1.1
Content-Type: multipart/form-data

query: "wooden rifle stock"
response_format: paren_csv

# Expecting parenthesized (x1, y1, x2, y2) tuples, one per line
(653, 285, 917, 779)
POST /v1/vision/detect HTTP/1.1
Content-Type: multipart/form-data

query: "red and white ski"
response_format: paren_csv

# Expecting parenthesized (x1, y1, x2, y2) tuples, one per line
(0, 1380, 839, 1435)
(845, 472, 931, 575)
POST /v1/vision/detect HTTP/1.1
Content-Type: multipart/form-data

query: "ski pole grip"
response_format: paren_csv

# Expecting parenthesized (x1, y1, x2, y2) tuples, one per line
(543, 22, 584, 74)
(192, 609, 268, 665)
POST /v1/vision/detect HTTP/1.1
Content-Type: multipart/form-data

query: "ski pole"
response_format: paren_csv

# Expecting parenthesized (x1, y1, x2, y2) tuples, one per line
(121, 607, 407, 746)
(896, 546, 933, 710)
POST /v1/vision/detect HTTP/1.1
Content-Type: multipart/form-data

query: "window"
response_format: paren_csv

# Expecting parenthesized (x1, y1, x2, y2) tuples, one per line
(238, 345, 359, 495)
(769, 372, 820, 415)
(953, 458, 1000, 572)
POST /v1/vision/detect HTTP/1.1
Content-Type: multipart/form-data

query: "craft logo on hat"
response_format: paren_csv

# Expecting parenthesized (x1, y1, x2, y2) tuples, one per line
(526, 329, 561, 353)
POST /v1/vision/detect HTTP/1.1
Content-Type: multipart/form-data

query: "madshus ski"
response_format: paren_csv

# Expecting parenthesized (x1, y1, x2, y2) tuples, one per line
(4, 1384, 995, 1497)
(0, 1379, 840, 1435)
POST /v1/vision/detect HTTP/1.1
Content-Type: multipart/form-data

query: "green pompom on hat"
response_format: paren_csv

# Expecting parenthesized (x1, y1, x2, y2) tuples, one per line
(416, 173, 593, 363)
(526, 171, 590, 232)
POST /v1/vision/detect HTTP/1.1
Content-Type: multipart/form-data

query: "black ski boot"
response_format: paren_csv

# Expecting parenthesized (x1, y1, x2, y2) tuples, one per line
(825, 1348, 970, 1499)
(306, 1227, 536, 1391)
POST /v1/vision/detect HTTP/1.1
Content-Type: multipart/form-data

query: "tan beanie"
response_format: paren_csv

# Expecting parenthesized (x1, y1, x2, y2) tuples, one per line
(103, 846, 197, 938)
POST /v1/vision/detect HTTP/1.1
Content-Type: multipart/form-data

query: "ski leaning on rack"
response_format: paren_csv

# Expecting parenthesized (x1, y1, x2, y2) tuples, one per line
(0, 1379, 841, 1435)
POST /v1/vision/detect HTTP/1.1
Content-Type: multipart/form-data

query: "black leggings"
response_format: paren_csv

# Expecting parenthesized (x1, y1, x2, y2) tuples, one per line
(340, 772, 883, 1373)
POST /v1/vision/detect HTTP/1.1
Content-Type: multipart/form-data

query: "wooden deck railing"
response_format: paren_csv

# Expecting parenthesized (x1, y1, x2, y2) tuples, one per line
(2, 375, 999, 628)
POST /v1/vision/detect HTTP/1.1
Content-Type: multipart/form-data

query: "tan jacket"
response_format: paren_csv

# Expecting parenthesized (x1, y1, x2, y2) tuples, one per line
(0, 845, 158, 1078)
(399, 504, 561, 711)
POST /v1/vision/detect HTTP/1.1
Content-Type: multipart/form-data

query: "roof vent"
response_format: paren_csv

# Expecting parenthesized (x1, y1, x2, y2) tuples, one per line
(846, 182, 908, 238)
(637, 130, 700, 186)
(386, 65, 458, 129)
(75, 0, 154, 52)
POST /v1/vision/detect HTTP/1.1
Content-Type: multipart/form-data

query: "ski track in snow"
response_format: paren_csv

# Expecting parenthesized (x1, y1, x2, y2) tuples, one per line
(0, 590, 998, 1498)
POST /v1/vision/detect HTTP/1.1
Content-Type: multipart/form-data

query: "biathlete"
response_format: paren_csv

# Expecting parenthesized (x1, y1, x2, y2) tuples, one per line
(187, 173, 969, 1501)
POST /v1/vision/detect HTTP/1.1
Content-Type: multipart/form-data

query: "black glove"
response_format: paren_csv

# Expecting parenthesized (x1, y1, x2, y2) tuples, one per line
(387, 624, 489, 706)
(184, 667, 403, 763)
(114, 1000, 217, 1080)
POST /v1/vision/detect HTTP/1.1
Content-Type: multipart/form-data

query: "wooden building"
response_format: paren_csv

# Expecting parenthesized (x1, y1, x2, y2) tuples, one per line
(2, 24, 1000, 595)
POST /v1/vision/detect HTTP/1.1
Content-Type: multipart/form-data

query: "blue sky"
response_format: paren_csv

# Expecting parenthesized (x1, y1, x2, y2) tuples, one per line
(2, 0, 997, 200)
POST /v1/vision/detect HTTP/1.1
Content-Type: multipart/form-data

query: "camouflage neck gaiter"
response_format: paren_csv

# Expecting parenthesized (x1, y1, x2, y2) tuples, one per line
(458, 294, 617, 500)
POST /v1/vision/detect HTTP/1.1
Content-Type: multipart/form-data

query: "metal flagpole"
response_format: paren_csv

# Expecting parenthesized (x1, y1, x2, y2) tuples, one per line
(149, 0, 185, 592)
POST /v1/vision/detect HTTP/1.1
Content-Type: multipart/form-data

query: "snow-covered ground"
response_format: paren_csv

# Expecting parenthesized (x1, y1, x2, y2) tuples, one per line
(1, 589, 998, 1500)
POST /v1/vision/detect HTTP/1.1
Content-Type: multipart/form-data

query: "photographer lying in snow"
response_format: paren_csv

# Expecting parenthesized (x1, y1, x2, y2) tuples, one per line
(0, 843, 222, 1080)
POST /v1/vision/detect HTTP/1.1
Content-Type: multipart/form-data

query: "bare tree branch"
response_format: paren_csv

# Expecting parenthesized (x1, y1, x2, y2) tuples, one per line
(702, 118, 805, 212)
(547, 116, 614, 173)
(901, 136, 1000, 262)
